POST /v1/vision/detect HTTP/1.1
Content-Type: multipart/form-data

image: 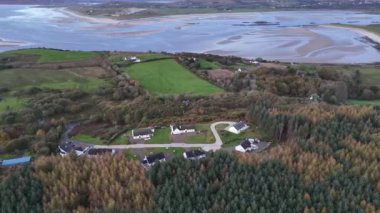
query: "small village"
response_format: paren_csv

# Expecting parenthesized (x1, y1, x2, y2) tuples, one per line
(54, 121, 271, 169)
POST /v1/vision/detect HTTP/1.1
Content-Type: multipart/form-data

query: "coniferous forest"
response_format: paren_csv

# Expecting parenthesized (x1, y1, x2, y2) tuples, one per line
(1, 93, 379, 212)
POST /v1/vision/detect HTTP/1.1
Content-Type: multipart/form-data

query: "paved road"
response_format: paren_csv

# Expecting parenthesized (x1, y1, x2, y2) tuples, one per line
(94, 121, 235, 151)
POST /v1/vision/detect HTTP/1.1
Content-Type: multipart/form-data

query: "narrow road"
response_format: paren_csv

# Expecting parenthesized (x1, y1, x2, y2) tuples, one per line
(94, 121, 235, 151)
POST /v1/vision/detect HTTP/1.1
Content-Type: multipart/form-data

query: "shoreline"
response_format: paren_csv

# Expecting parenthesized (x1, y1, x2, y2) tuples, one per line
(323, 24, 380, 44)
(55, 7, 119, 24)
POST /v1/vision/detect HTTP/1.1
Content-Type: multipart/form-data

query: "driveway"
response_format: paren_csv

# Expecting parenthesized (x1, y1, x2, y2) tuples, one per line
(94, 121, 235, 151)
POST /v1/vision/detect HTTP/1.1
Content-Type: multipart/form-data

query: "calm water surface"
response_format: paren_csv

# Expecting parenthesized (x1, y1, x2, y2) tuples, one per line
(1, 5, 380, 63)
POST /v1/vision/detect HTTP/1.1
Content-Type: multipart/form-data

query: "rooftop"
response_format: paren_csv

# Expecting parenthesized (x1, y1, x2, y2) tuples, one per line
(1, 156, 31, 167)
(145, 153, 165, 164)
(172, 124, 196, 131)
(185, 150, 206, 158)
(233, 121, 247, 131)
(133, 128, 154, 137)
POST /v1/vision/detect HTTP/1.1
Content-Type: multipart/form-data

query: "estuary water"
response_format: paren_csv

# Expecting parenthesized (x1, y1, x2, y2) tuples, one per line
(1, 5, 380, 63)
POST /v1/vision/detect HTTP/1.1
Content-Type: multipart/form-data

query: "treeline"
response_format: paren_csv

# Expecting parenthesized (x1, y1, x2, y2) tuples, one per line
(149, 152, 379, 213)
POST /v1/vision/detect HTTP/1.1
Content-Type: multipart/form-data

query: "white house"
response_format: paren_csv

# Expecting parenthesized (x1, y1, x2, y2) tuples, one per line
(127, 56, 141, 63)
(235, 139, 258, 153)
(141, 153, 166, 167)
(58, 142, 90, 157)
(132, 128, 155, 140)
(237, 67, 247, 72)
(226, 121, 249, 134)
(170, 124, 196, 135)
(183, 150, 206, 160)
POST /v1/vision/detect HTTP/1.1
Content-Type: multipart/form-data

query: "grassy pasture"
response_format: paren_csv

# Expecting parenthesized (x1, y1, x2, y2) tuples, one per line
(0, 68, 106, 91)
(198, 59, 221, 70)
(123, 59, 223, 96)
(0, 97, 26, 113)
(3, 48, 99, 63)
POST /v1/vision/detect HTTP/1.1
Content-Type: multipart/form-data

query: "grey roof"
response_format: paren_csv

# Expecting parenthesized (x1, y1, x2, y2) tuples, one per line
(173, 124, 196, 131)
(185, 150, 205, 158)
(59, 142, 85, 153)
(1, 156, 31, 167)
(145, 153, 165, 164)
(133, 128, 154, 137)
(240, 140, 252, 149)
(233, 122, 247, 131)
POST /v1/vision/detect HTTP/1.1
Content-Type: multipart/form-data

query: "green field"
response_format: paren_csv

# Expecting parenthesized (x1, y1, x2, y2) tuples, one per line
(0, 68, 106, 91)
(0, 97, 26, 113)
(348, 99, 380, 107)
(148, 128, 171, 144)
(3, 49, 99, 63)
(198, 59, 221, 70)
(73, 134, 103, 145)
(123, 59, 223, 96)
(185, 124, 214, 144)
(356, 68, 380, 87)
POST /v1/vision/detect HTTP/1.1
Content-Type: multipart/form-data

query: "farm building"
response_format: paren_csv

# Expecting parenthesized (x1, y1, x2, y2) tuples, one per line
(132, 128, 155, 140)
(227, 121, 249, 134)
(170, 124, 196, 135)
(1, 156, 31, 167)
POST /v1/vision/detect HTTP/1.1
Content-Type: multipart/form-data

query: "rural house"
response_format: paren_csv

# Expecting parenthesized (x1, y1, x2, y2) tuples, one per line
(170, 124, 196, 135)
(141, 153, 166, 167)
(132, 128, 155, 140)
(235, 139, 258, 153)
(183, 150, 206, 160)
(227, 121, 249, 134)
(58, 142, 90, 157)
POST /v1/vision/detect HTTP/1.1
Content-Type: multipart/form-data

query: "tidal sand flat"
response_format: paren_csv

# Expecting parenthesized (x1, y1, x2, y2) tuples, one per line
(0, 6, 380, 63)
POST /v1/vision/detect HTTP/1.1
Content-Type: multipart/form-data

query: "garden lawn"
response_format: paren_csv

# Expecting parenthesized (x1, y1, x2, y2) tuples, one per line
(348, 99, 380, 107)
(144, 147, 185, 158)
(73, 134, 103, 145)
(4, 49, 99, 63)
(185, 124, 214, 144)
(123, 59, 223, 96)
(148, 128, 171, 144)
(0, 97, 26, 113)
(113, 133, 131, 145)
(218, 124, 272, 147)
